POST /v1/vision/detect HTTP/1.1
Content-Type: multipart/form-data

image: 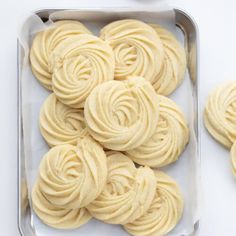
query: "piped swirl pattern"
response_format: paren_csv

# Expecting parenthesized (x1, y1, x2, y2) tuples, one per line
(204, 81, 236, 148)
(126, 95, 189, 167)
(84, 76, 159, 151)
(37, 136, 107, 209)
(124, 171, 184, 236)
(40, 93, 87, 147)
(32, 182, 92, 229)
(30, 20, 91, 90)
(100, 19, 164, 83)
(49, 34, 115, 108)
(150, 24, 186, 95)
(87, 152, 156, 224)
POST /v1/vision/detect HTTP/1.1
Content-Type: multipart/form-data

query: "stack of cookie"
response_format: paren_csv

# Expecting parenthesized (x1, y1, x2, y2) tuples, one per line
(30, 19, 189, 236)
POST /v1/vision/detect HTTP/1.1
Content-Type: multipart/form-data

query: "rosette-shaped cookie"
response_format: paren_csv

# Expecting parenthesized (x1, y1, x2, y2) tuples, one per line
(38, 136, 107, 209)
(150, 24, 186, 95)
(39, 93, 87, 147)
(49, 34, 115, 108)
(84, 76, 159, 151)
(87, 152, 156, 224)
(230, 141, 236, 178)
(30, 20, 92, 90)
(204, 81, 236, 148)
(125, 95, 189, 167)
(100, 19, 164, 83)
(124, 171, 184, 236)
(32, 182, 91, 229)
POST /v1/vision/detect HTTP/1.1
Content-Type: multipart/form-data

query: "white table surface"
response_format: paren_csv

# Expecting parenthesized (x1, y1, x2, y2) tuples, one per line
(1, 0, 236, 235)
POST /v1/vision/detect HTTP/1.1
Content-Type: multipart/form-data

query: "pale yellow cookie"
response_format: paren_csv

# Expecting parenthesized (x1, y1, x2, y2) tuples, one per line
(87, 152, 156, 224)
(100, 19, 164, 83)
(32, 182, 91, 229)
(37, 136, 107, 209)
(150, 24, 186, 95)
(204, 81, 236, 148)
(125, 95, 189, 168)
(30, 20, 91, 90)
(124, 171, 184, 236)
(230, 140, 236, 178)
(49, 34, 115, 108)
(39, 93, 87, 147)
(84, 76, 159, 151)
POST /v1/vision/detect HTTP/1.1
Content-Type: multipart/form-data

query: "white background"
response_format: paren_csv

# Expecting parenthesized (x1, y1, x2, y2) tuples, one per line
(0, 0, 236, 235)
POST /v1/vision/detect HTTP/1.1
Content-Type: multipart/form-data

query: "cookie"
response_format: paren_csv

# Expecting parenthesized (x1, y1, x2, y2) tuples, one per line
(40, 93, 87, 147)
(30, 20, 91, 90)
(100, 19, 164, 83)
(87, 152, 156, 224)
(125, 95, 189, 167)
(204, 81, 236, 148)
(124, 171, 184, 236)
(84, 76, 159, 151)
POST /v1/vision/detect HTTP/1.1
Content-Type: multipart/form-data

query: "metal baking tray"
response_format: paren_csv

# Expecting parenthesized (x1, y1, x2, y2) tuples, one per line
(17, 8, 199, 236)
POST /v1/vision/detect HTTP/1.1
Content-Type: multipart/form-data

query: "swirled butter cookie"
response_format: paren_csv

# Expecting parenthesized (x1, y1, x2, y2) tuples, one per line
(38, 136, 107, 209)
(39, 93, 87, 147)
(100, 19, 164, 83)
(150, 24, 186, 95)
(84, 76, 159, 151)
(32, 182, 91, 229)
(49, 34, 115, 108)
(30, 20, 91, 90)
(230, 140, 236, 178)
(204, 81, 236, 148)
(124, 171, 184, 236)
(87, 152, 156, 224)
(125, 95, 189, 167)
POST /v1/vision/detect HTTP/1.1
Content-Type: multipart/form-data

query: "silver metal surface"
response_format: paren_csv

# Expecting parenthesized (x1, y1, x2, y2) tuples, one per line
(17, 8, 199, 236)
